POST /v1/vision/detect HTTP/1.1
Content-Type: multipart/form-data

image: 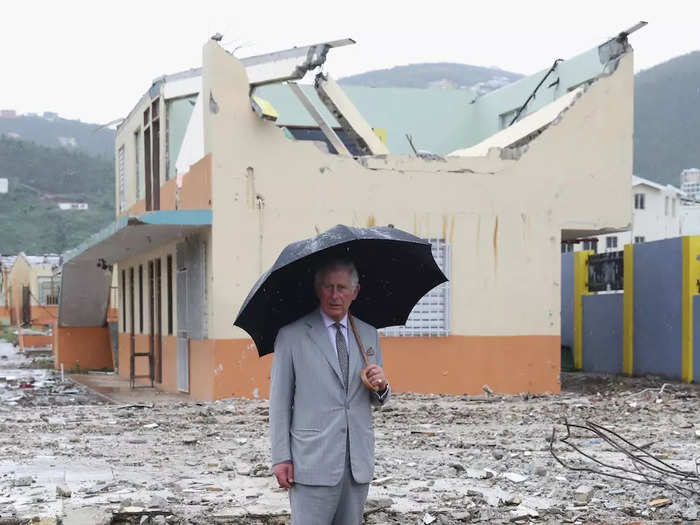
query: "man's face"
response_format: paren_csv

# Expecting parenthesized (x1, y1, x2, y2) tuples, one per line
(316, 267, 359, 322)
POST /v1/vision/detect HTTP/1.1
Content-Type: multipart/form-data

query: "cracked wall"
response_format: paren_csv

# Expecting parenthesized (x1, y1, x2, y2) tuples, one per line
(203, 41, 632, 341)
(177, 41, 634, 395)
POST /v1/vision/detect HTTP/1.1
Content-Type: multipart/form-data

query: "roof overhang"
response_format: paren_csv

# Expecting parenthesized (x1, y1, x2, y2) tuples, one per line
(59, 210, 212, 327)
(64, 210, 212, 265)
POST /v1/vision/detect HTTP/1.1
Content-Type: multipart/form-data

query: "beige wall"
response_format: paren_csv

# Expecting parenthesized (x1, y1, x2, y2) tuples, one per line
(8, 255, 55, 307)
(200, 42, 633, 341)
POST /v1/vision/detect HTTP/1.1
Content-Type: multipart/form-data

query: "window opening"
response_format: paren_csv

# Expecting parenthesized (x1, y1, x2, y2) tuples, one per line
(167, 254, 173, 335)
(121, 269, 126, 332)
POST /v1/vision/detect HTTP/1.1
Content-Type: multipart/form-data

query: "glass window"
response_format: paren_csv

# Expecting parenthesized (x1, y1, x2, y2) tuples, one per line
(634, 193, 645, 210)
(582, 240, 597, 252)
(37, 276, 60, 305)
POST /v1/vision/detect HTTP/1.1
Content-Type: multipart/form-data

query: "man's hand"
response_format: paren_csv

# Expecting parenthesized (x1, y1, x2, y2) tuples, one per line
(365, 364, 387, 390)
(273, 462, 294, 489)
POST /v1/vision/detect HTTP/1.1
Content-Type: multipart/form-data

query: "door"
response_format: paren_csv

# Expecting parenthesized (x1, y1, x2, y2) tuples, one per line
(176, 269, 189, 392)
(147, 261, 155, 383)
(154, 258, 163, 384)
(129, 268, 135, 364)
(21, 286, 30, 326)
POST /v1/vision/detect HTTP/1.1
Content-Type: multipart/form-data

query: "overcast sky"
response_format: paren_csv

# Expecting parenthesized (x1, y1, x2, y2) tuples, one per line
(2, 0, 698, 124)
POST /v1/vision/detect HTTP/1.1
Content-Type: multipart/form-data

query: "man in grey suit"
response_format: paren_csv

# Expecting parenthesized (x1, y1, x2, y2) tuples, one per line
(269, 259, 390, 524)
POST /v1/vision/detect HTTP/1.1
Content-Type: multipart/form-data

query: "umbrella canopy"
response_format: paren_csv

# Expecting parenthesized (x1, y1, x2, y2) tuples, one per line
(234, 224, 448, 356)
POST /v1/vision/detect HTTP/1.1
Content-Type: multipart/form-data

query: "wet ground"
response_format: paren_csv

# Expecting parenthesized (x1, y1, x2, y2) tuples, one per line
(1, 340, 700, 524)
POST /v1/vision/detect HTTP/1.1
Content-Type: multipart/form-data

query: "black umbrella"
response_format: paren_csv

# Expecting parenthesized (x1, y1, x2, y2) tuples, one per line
(234, 224, 448, 357)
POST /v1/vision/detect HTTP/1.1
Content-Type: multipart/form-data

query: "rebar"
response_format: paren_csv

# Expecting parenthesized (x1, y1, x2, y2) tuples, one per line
(550, 419, 700, 500)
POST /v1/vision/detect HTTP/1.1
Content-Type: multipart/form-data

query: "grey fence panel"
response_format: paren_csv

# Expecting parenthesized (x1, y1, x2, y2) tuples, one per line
(582, 294, 623, 373)
(633, 238, 683, 378)
(561, 252, 574, 350)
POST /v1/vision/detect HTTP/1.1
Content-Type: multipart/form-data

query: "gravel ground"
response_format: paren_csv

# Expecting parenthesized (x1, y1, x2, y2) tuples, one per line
(1, 340, 699, 524)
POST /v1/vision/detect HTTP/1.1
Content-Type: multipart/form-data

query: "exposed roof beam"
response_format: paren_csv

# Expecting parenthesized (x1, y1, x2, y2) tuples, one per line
(241, 38, 355, 88)
(314, 74, 390, 156)
(288, 82, 351, 156)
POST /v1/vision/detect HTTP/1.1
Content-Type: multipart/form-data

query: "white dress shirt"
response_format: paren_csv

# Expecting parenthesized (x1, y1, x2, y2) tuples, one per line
(320, 309, 349, 359)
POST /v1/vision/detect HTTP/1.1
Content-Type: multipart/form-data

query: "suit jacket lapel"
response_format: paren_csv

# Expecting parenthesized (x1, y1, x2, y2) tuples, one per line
(306, 310, 344, 387)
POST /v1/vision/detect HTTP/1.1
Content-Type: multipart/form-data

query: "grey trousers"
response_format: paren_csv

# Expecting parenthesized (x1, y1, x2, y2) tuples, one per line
(289, 441, 369, 525)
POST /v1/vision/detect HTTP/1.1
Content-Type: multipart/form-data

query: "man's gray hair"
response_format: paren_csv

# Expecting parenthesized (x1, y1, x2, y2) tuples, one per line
(314, 259, 359, 290)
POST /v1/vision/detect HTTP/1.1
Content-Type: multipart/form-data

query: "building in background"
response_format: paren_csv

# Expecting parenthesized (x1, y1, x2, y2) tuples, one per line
(6, 253, 61, 327)
(680, 168, 700, 200)
(564, 175, 684, 253)
(59, 29, 637, 400)
(58, 202, 88, 211)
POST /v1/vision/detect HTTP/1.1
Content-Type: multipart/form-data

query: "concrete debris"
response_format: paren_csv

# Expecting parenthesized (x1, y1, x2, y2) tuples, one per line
(532, 463, 547, 476)
(422, 512, 437, 524)
(12, 476, 34, 487)
(55, 483, 72, 498)
(574, 485, 594, 505)
(509, 506, 539, 521)
(2, 347, 700, 524)
(502, 472, 528, 483)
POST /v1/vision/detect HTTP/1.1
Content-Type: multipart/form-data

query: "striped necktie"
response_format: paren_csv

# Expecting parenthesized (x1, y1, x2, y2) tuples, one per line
(334, 322, 349, 390)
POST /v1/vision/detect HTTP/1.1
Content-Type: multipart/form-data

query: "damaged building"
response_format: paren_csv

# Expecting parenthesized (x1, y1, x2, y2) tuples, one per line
(58, 28, 637, 400)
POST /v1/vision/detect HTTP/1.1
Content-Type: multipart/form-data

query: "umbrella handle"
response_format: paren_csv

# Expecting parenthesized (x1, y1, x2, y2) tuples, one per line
(349, 315, 380, 392)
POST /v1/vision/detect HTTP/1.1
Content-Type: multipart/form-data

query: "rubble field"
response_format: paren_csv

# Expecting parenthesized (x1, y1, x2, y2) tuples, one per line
(1, 341, 700, 524)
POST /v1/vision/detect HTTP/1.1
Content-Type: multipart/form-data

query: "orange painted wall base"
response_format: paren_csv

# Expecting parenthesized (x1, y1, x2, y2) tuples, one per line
(117, 333, 151, 380)
(54, 326, 114, 371)
(381, 335, 560, 395)
(23, 334, 52, 348)
(0, 306, 10, 324)
(115, 333, 559, 401)
(31, 305, 58, 327)
(117, 333, 179, 391)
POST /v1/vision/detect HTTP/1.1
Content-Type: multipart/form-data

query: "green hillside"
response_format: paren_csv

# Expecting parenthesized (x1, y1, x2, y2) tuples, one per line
(340, 63, 522, 93)
(342, 54, 700, 188)
(0, 50, 696, 254)
(633, 51, 700, 186)
(0, 136, 114, 254)
(0, 114, 115, 158)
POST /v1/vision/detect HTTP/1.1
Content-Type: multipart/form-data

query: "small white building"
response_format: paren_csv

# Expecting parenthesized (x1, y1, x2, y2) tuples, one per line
(680, 168, 700, 199)
(58, 202, 88, 211)
(565, 175, 683, 253)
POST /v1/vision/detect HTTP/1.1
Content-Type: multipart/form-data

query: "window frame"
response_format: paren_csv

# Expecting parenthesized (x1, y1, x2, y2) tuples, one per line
(606, 236, 618, 249)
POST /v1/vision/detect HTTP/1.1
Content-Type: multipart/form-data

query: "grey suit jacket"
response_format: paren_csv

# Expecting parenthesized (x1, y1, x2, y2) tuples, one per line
(269, 309, 389, 486)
